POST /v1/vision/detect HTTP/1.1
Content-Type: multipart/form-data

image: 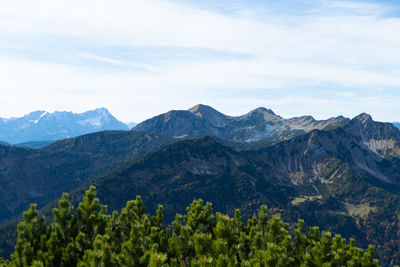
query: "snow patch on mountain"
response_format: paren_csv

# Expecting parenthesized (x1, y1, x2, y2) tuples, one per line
(78, 117, 103, 127)
(31, 111, 48, 124)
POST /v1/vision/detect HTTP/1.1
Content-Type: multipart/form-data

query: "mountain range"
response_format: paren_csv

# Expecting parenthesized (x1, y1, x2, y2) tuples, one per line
(0, 108, 129, 145)
(133, 104, 349, 149)
(0, 104, 400, 265)
(394, 122, 400, 129)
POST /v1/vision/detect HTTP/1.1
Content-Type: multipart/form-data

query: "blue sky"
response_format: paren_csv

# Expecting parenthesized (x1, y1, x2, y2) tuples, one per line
(0, 0, 399, 123)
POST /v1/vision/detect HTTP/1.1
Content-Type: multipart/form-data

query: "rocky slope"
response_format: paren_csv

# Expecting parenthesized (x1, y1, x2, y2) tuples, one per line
(133, 104, 349, 149)
(0, 108, 129, 144)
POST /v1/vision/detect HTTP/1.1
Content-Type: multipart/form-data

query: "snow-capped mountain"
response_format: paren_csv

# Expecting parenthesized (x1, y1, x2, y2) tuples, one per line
(393, 122, 400, 130)
(0, 108, 129, 144)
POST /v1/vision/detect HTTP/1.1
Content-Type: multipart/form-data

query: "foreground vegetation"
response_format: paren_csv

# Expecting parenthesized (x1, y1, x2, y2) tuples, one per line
(0, 187, 379, 266)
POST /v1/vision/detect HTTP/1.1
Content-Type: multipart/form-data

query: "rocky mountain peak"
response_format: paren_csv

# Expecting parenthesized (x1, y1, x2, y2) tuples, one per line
(353, 113, 373, 125)
(240, 107, 280, 123)
(94, 107, 110, 115)
(188, 104, 230, 127)
(250, 107, 276, 115)
(189, 104, 222, 117)
(188, 104, 213, 113)
(25, 110, 47, 118)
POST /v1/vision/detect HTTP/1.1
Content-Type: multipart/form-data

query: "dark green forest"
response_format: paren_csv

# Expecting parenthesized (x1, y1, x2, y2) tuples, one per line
(0, 187, 378, 266)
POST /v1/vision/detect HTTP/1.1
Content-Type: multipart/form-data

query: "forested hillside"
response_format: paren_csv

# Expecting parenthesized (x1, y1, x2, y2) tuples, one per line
(0, 131, 175, 223)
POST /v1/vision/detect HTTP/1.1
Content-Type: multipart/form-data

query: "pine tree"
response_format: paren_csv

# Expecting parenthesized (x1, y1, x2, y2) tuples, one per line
(11, 204, 48, 266)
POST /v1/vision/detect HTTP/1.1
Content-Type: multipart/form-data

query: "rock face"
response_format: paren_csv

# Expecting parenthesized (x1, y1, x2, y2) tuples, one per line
(0, 108, 129, 144)
(253, 115, 400, 187)
(133, 104, 349, 148)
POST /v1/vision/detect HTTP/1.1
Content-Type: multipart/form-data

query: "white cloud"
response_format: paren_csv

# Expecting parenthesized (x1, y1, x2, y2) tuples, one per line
(0, 0, 400, 122)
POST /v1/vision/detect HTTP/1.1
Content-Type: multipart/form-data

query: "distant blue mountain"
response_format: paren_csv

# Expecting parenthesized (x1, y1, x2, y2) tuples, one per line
(0, 141, 9, 146)
(393, 122, 400, 130)
(0, 108, 129, 144)
(126, 122, 137, 129)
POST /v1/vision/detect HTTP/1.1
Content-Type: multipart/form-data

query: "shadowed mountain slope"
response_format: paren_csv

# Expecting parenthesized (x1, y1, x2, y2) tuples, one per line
(66, 136, 294, 222)
(0, 131, 176, 223)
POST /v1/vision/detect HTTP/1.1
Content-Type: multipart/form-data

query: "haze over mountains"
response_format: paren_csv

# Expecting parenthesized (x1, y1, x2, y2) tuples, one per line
(0, 104, 400, 264)
(0, 108, 129, 145)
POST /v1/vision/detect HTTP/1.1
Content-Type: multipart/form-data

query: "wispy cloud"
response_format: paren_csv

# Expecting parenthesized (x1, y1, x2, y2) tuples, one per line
(0, 0, 399, 122)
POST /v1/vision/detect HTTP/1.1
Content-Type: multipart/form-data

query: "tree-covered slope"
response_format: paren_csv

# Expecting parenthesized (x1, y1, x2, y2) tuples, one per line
(0, 131, 175, 223)
(67, 136, 294, 222)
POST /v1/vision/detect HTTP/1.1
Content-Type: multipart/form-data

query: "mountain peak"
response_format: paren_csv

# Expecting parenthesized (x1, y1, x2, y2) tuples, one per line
(89, 107, 112, 117)
(188, 104, 222, 117)
(353, 113, 373, 124)
(188, 104, 229, 127)
(94, 107, 110, 113)
(25, 110, 47, 120)
(250, 107, 276, 115)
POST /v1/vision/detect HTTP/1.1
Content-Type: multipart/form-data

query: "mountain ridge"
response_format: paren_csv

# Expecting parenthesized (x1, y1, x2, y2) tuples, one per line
(133, 104, 350, 149)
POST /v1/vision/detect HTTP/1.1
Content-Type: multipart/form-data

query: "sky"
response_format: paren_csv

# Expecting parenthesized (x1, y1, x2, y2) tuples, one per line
(0, 0, 400, 123)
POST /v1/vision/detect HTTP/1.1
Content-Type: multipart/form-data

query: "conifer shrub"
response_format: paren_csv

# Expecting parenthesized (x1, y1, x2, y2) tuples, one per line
(0, 186, 379, 266)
